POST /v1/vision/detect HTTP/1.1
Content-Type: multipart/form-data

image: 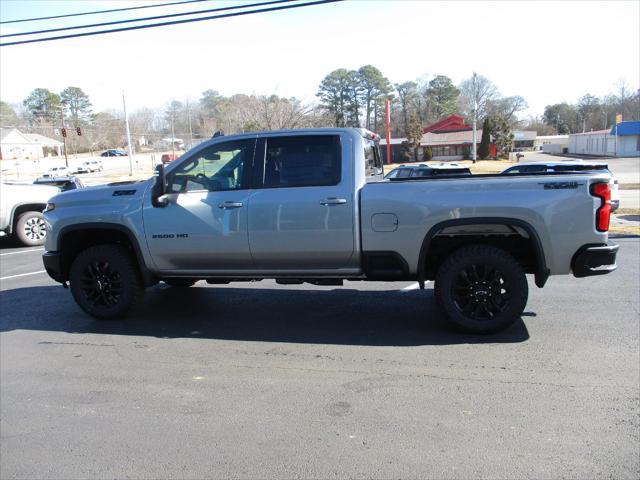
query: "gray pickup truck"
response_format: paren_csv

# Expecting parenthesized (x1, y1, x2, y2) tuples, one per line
(42, 128, 618, 333)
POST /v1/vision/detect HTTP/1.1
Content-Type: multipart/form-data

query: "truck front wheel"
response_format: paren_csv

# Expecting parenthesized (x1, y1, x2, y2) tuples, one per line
(434, 245, 528, 333)
(69, 244, 143, 320)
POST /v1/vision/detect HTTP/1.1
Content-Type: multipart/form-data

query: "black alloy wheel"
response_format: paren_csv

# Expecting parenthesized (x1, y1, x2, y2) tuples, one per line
(79, 259, 124, 308)
(451, 263, 509, 320)
(69, 244, 142, 319)
(434, 245, 528, 333)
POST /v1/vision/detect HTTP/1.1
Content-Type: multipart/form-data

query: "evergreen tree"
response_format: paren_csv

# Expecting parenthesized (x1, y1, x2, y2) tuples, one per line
(405, 114, 423, 162)
(478, 117, 492, 160)
(426, 75, 460, 120)
(60, 86, 92, 126)
(23, 88, 61, 124)
(0, 101, 19, 127)
(317, 69, 352, 127)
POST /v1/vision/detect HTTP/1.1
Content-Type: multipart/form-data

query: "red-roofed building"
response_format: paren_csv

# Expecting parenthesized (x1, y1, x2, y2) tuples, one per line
(421, 115, 488, 160)
(422, 114, 472, 134)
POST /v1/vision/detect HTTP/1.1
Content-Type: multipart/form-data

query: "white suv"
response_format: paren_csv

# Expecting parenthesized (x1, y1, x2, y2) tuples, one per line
(42, 166, 69, 178)
(76, 160, 103, 173)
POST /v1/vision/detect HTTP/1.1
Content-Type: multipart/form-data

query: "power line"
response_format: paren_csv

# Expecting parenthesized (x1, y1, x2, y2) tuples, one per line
(0, 0, 209, 25)
(1, 0, 292, 38)
(0, 0, 343, 47)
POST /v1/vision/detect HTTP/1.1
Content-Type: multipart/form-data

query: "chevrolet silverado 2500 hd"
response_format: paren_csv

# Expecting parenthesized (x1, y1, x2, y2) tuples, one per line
(42, 128, 618, 332)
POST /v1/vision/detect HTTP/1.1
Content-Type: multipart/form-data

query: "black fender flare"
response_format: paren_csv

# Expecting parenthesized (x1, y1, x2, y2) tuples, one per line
(57, 222, 156, 285)
(417, 217, 550, 288)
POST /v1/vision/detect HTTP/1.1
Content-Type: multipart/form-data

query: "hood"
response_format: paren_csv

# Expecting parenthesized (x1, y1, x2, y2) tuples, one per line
(48, 179, 151, 206)
(2, 182, 61, 202)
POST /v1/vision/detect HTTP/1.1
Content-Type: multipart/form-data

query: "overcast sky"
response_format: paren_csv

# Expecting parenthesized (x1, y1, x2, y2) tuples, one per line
(1, 0, 638, 118)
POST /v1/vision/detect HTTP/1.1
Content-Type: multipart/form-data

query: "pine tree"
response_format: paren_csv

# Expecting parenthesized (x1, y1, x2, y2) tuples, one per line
(478, 117, 492, 160)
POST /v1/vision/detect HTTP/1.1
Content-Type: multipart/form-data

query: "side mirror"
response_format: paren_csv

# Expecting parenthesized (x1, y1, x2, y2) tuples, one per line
(151, 163, 168, 207)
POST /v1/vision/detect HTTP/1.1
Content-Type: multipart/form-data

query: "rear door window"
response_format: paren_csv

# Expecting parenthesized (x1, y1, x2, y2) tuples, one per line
(260, 135, 341, 188)
(364, 139, 383, 177)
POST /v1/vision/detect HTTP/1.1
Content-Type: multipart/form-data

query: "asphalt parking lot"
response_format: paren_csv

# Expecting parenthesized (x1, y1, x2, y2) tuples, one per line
(0, 237, 639, 479)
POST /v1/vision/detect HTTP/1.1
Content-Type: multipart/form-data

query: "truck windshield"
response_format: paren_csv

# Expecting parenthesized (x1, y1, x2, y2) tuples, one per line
(364, 139, 382, 178)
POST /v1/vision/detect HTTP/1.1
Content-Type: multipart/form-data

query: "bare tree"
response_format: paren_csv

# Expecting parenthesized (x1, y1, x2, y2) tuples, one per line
(458, 74, 499, 120)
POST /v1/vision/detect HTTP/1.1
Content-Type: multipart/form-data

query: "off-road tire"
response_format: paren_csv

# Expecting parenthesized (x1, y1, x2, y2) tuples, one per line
(69, 244, 142, 320)
(15, 211, 47, 246)
(163, 278, 198, 288)
(434, 245, 528, 333)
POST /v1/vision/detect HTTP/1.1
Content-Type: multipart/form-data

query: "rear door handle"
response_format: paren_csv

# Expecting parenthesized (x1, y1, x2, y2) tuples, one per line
(319, 197, 347, 206)
(218, 201, 243, 209)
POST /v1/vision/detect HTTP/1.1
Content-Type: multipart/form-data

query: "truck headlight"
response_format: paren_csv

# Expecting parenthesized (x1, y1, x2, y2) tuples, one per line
(44, 202, 55, 213)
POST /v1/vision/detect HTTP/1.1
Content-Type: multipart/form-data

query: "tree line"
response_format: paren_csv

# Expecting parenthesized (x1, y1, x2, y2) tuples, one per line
(0, 71, 637, 157)
(540, 80, 639, 135)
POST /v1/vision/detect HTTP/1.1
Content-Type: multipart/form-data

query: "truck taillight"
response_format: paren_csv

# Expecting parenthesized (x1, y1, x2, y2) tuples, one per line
(591, 182, 611, 232)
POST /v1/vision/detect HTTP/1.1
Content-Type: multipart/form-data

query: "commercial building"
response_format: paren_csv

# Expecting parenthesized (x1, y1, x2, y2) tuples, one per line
(534, 135, 569, 153)
(421, 115, 479, 160)
(612, 121, 640, 157)
(568, 122, 640, 157)
(0, 128, 64, 161)
(512, 130, 537, 151)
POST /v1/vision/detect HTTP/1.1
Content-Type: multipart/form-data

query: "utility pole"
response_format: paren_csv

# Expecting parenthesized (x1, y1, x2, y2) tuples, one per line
(170, 107, 176, 160)
(122, 91, 134, 176)
(385, 97, 391, 164)
(471, 72, 477, 163)
(186, 97, 194, 150)
(59, 106, 69, 168)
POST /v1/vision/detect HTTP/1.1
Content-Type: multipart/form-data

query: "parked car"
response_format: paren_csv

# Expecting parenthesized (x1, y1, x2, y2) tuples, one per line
(101, 149, 127, 157)
(41, 166, 70, 178)
(1, 182, 59, 245)
(33, 176, 85, 192)
(75, 160, 103, 173)
(501, 160, 620, 211)
(43, 128, 617, 333)
(385, 163, 472, 179)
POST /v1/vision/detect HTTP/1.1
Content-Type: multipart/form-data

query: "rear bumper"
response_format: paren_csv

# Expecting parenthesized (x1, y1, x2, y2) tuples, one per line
(42, 251, 64, 283)
(572, 243, 618, 278)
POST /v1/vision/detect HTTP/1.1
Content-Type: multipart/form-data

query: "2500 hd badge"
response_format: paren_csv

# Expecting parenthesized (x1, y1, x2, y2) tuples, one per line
(151, 233, 189, 239)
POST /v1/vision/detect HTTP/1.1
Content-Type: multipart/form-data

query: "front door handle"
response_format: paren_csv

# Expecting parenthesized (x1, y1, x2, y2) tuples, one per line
(218, 201, 243, 209)
(319, 197, 347, 206)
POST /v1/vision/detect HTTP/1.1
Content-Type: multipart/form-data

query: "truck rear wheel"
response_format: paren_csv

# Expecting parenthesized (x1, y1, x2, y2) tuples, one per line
(69, 244, 142, 320)
(434, 245, 528, 333)
(15, 211, 46, 246)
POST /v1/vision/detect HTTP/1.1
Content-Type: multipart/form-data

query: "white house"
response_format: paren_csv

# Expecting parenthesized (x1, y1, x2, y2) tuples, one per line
(0, 128, 63, 160)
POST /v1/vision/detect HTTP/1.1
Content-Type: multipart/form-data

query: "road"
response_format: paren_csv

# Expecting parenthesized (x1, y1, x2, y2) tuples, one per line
(1, 237, 638, 479)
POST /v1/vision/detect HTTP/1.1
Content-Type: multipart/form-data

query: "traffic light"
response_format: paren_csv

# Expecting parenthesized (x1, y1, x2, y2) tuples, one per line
(76, 127, 82, 136)
(61, 128, 67, 138)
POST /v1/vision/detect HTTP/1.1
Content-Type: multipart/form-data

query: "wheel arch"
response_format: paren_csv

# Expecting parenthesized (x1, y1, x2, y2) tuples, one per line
(57, 223, 155, 285)
(10, 203, 47, 233)
(417, 217, 550, 288)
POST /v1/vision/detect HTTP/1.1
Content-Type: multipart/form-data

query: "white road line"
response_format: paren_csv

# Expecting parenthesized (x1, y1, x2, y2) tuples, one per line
(0, 270, 46, 281)
(0, 248, 44, 256)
